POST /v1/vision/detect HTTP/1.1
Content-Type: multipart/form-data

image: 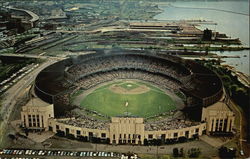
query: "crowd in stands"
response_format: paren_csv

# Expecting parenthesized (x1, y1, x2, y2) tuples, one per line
(56, 108, 198, 131)
(145, 118, 199, 131)
(55, 54, 197, 130)
(66, 55, 191, 83)
(57, 116, 109, 130)
(54, 93, 70, 106)
(74, 69, 182, 92)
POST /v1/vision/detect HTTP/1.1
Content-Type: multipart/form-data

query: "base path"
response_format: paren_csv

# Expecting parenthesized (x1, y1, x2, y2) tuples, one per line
(109, 84, 150, 94)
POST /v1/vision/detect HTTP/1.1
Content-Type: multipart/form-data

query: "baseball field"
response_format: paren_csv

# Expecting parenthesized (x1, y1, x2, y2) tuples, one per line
(74, 80, 177, 117)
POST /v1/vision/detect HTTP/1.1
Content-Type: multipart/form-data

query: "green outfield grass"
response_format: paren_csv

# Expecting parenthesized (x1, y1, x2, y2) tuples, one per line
(77, 81, 176, 117)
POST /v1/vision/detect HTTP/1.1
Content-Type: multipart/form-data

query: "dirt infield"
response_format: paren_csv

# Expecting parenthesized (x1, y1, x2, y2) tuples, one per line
(109, 83, 150, 94)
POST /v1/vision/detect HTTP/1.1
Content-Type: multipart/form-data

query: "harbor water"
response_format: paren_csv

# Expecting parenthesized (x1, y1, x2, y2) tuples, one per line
(154, 0, 249, 75)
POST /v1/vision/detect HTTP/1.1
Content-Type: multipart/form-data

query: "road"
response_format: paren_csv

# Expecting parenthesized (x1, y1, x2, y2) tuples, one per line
(226, 98, 244, 152)
(0, 59, 59, 124)
(0, 59, 60, 145)
(0, 53, 66, 61)
(6, 7, 39, 22)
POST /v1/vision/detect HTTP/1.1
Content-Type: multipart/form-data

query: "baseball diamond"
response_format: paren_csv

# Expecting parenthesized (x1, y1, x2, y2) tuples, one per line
(72, 80, 177, 117)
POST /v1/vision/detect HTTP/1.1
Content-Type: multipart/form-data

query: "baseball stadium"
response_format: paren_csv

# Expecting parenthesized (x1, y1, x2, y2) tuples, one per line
(20, 50, 235, 145)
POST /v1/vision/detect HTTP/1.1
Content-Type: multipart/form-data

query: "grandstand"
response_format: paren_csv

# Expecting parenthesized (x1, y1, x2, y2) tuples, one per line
(35, 51, 222, 111)
(21, 50, 234, 145)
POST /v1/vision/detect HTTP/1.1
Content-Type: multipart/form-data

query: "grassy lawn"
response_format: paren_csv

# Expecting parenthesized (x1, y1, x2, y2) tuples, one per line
(78, 81, 176, 117)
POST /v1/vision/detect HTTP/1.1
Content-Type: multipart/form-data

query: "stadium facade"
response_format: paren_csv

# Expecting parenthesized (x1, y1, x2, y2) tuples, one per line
(20, 50, 235, 145)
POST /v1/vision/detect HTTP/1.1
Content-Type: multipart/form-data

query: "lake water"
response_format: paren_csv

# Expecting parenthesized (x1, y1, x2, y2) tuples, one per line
(154, 1, 249, 75)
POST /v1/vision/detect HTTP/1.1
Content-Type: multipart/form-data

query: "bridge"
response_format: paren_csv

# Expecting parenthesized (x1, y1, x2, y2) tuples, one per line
(0, 53, 66, 61)
(6, 7, 39, 22)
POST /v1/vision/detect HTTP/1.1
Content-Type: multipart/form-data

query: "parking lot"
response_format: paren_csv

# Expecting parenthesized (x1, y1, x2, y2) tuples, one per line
(0, 158, 41, 159)
(0, 149, 121, 158)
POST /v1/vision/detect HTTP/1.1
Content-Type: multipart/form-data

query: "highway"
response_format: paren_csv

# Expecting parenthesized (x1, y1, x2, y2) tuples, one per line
(0, 59, 59, 124)
(0, 53, 66, 61)
(228, 98, 244, 153)
(6, 7, 39, 22)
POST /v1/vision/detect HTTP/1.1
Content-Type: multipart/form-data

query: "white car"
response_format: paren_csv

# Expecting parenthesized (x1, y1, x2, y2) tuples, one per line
(38, 150, 42, 155)
(240, 150, 244, 156)
(89, 152, 93, 156)
(25, 150, 29, 155)
(79, 152, 83, 156)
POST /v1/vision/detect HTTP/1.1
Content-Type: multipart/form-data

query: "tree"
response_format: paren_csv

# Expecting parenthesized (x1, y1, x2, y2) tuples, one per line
(205, 47, 209, 55)
(179, 148, 184, 157)
(96, 137, 101, 143)
(83, 136, 88, 142)
(24, 128, 29, 136)
(106, 138, 110, 144)
(67, 134, 75, 140)
(144, 139, 148, 146)
(152, 139, 159, 146)
(188, 148, 201, 158)
(165, 139, 171, 145)
(56, 130, 65, 137)
(156, 139, 162, 146)
(184, 47, 187, 53)
(173, 148, 179, 157)
(78, 135, 84, 141)
(178, 136, 187, 143)
(8, 134, 16, 140)
(192, 134, 199, 139)
(219, 146, 236, 159)
(78, 135, 88, 142)
(229, 84, 238, 96)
